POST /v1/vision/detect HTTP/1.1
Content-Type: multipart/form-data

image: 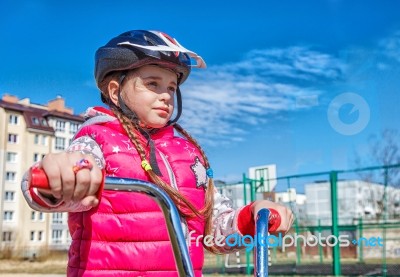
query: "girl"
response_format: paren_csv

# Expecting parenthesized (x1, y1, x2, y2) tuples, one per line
(22, 30, 294, 276)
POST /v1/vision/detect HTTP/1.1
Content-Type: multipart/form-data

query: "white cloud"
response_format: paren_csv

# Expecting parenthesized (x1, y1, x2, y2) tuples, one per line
(180, 46, 345, 145)
(379, 31, 400, 63)
(213, 47, 346, 81)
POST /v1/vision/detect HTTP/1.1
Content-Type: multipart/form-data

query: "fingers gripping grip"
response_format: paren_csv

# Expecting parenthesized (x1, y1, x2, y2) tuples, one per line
(27, 167, 105, 200)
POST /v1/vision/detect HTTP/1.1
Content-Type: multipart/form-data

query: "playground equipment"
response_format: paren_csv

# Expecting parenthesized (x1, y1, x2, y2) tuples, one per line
(28, 168, 271, 276)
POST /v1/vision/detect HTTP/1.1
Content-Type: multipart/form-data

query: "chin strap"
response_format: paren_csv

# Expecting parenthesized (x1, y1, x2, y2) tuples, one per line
(117, 73, 138, 122)
(167, 87, 182, 126)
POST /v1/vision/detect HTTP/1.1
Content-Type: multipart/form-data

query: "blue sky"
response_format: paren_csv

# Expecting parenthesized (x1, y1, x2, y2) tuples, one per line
(1, 0, 400, 184)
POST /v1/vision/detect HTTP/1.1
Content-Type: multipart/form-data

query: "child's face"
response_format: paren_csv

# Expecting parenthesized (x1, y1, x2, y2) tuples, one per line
(122, 65, 178, 128)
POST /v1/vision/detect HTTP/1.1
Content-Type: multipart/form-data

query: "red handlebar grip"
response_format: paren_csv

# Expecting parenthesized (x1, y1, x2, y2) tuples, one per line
(268, 208, 282, 232)
(29, 167, 50, 190)
(28, 166, 106, 201)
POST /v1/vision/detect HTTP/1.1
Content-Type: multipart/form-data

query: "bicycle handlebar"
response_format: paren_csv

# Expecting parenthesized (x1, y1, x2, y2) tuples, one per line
(28, 168, 193, 276)
(28, 167, 270, 277)
(255, 209, 270, 277)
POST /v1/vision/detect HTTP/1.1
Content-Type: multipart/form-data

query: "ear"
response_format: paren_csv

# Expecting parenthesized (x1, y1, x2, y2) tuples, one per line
(108, 80, 120, 106)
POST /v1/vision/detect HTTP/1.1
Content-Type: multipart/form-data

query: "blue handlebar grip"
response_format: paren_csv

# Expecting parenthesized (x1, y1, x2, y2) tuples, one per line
(255, 208, 270, 277)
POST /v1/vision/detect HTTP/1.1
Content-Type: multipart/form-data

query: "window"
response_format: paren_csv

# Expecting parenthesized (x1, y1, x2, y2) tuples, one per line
(2, 231, 12, 242)
(6, 172, 16, 182)
(55, 137, 65, 150)
(6, 152, 17, 163)
(69, 123, 79, 134)
(30, 231, 35, 241)
(8, 114, 18, 125)
(56, 120, 66, 132)
(38, 231, 43, 241)
(8, 134, 18, 144)
(52, 213, 64, 224)
(41, 119, 48, 126)
(4, 191, 15, 201)
(41, 135, 48, 145)
(52, 230, 63, 244)
(33, 153, 40, 162)
(32, 117, 40, 125)
(31, 211, 36, 220)
(38, 212, 44, 221)
(34, 134, 39, 144)
(4, 211, 14, 221)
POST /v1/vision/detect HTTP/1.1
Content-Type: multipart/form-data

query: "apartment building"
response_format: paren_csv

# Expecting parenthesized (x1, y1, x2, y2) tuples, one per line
(305, 179, 400, 226)
(0, 94, 84, 258)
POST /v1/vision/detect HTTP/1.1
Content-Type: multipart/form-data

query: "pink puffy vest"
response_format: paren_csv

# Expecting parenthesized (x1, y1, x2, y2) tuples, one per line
(67, 119, 206, 276)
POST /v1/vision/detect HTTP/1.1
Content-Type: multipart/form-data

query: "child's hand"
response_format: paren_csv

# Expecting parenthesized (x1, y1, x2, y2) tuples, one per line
(39, 152, 103, 207)
(251, 200, 294, 234)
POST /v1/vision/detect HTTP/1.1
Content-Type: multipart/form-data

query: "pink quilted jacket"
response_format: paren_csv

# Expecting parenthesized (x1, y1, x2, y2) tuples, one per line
(21, 108, 258, 275)
(68, 114, 208, 276)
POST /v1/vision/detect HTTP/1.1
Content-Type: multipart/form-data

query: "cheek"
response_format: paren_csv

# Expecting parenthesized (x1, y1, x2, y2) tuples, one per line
(127, 93, 151, 116)
(122, 80, 143, 107)
(123, 90, 141, 109)
(168, 95, 176, 107)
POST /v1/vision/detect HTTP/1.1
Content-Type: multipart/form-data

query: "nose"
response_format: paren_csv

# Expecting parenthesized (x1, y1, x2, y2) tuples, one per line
(159, 87, 173, 102)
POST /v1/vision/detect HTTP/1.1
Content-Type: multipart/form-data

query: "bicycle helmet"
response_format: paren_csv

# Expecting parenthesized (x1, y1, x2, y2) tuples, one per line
(94, 30, 206, 87)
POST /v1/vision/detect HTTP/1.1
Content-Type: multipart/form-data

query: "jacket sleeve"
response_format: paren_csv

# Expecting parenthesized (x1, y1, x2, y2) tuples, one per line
(21, 135, 105, 212)
(208, 187, 254, 254)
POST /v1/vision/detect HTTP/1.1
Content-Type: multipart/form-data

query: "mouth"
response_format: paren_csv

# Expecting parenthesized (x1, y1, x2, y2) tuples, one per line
(154, 107, 170, 115)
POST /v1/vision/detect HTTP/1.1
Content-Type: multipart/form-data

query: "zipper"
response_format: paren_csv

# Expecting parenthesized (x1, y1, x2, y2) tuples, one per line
(158, 151, 178, 190)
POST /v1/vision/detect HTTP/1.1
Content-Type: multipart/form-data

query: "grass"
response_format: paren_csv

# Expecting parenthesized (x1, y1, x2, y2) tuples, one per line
(0, 259, 328, 276)
(0, 259, 67, 274)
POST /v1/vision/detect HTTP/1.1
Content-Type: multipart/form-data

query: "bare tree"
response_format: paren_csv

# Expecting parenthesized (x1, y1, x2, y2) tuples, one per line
(354, 129, 400, 219)
(355, 129, 400, 186)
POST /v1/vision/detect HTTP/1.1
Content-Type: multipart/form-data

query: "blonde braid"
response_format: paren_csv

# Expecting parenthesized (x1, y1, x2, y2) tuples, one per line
(111, 108, 201, 219)
(173, 123, 219, 253)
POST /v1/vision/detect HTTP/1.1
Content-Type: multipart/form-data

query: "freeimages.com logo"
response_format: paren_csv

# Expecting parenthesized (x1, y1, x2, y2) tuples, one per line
(188, 231, 384, 252)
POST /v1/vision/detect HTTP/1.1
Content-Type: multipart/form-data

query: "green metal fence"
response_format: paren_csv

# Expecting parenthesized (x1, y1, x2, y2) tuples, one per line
(205, 164, 400, 276)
